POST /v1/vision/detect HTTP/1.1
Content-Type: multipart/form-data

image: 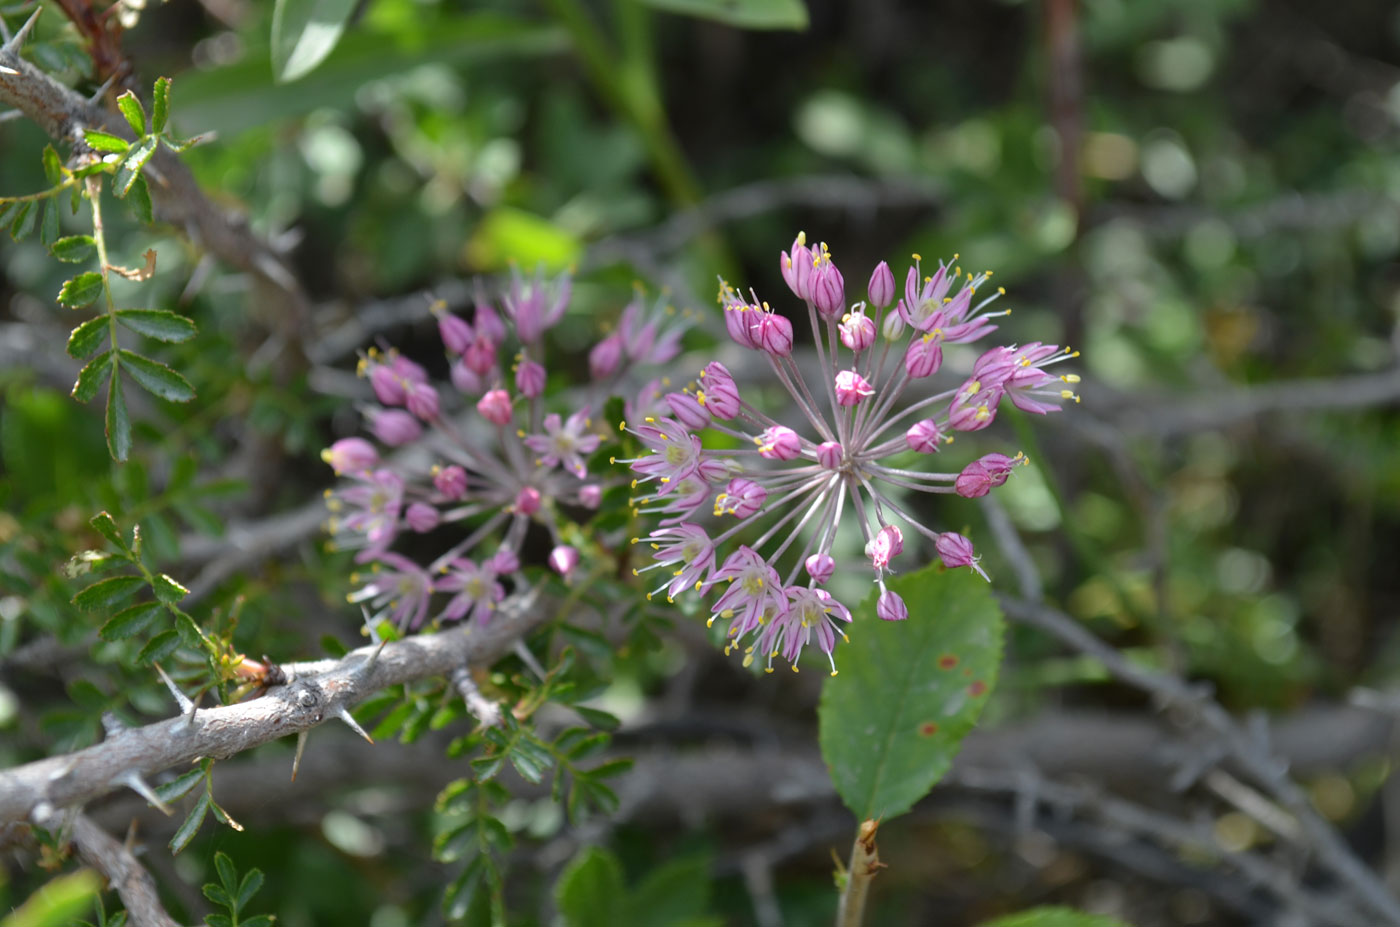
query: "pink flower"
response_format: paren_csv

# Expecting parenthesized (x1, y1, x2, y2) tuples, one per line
(406, 382, 440, 420)
(817, 441, 843, 470)
(868, 260, 895, 308)
(579, 484, 602, 509)
(405, 502, 440, 533)
(514, 487, 541, 516)
(438, 312, 474, 354)
(866, 525, 904, 571)
(433, 464, 468, 500)
(754, 312, 794, 356)
(757, 425, 802, 460)
(839, 310, 875, 353)
(525, 408, 601, 478)
(877, 590, 908, 621)
(347, 552, 433, 631)
(372, 409, 422, 446)
(549, 544, 580, 577)
(954, 453, 1023, 499)
(516, 359, 546, 398)
(780, 232, 815, 301)
(476, 389, 513, 426)
(698, 362, 741, 419)
(504, 265, 571, 344)
(805, 553, 835, 584)
(451, 359, 483, 395)
(325, 468, 403, 560)
(437, 558, 503, 625)
(810, 246, 845, 318)
(834, 369, 874, 406)
(322, 437, 378, 475)
(666, 391, 710, 430)
(935, 532, 989, 581)
(589, 334, 624, 380)
(714, 478, 767, 518)
(634, 523, 714, 602)
(905, 419, 944, 454)
(904, 335, 943, 379)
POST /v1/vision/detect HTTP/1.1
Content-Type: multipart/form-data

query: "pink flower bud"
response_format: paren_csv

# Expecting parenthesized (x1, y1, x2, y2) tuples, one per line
(514, 486, 541, 515)
(321, 437, 378, 474)
(811, 260, 845, 318)
(866, 524, 904, 569)
(406, 382, 440, 420)
(451, 359, 483, 395)
(516, 359, 546, 398)
(868, 260, 895, 308)
(476, 389, 513, 426)
(838, 311, 875, 353)
(433, 464, 467, 499)
(805, 552, 836, 584)
(549, 544, 579, 577)
(905, 419, 944, 453)
(405, 502, 440, 533)
(877, 590, 908, 622)
(954, 453, 1019, 498)
(780, 234, 814, 300)
(700, 362, 741, 419)
(817, 441, 843, 470)
(439, 313, 474, 354)
(716, 477, 767, 518)
(490, 549, 520, 574)
(948, 390, 999, 432)
(372, 409, 421, 446)
(666, 391, 711, 430)
(757, 425, 802, 460)
(589, 334, 624, 380)
(834, 369, 875, 406)
(723, 302, 760, 350)
(392, 355, 428, 385)
(904, 336, 943, 379)
(474, 299, 507, 345)
(579, 484, 602, 509)
(935, 532, 989, 580)
(882, 309, 906, 341)
(370, 364, 406, 406)
(755, 312, 794, 356)
(463, 337, 497, 377)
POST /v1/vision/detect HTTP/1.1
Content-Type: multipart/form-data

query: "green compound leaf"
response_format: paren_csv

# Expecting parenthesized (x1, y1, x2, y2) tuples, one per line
(72, 574, 144, 611)
(83, 129, 130, 153)
(116, 90, 147, 137)
(137, 628, 180, 664)
(58, 272, 104, 308)
(152, 77, 171, 134)
(66, 317, 109, 359)
(271, 0, 359, 83)
(51, 234, 96, 263)
(105, 373, 132, 462)
(72, 351, 113, 403)
(115, 309, 197, 343)
(638, 0, 808, 30)
(977, 907, 1131, 927)
(99, 602, 164, 641)
(169, 790, 210, 854)
(117, 350, 195, 402)
(819, 564, 1004, 821)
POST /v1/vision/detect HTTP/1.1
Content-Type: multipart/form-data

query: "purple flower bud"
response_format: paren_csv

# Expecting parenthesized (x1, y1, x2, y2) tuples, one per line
(439, 313, 474, 354)
(700, 362, 741, 419)
(666, 391, 711, 430)
(451, 359, 483, 395)
(904, 336, 943, 379)
(935, 532, 989, 580)
(838, 311, 876, 353)
(579, 484, 603, 509)
(463, 337, 497, 377)
(877, 590, 908, 622)
(589, 334, 624, 380)
(370, 364, 406, 406)
(805, 552, 836, 584)
(948, 386, 1000, 432)
(817, 441, 843, 470)
(905, 419, 944, 453)
(716, 477, 767, 518)
(514, 486, 541, 515)
(372, 409, 421, 446)
(868, 260, 895, 308)
(474, 298, 508, 345)
(954, 453, 1020, 498)
(406, 382, 440, 420)
(757, 425, 802, 460)
(476, 389, 513, 426)
(780, 233, 814, 300)
(516, 359, 546, 398)
(866, 525, 904, 569)
(834, 369, 874, 406)
(811, 260, 845, 319)
(755, 312, 794, 356)
(434, 464, 467, 499)
(392, 355, 428, 385)
(723, 302, 760, 350)
(405, 502, 440, 533)
(490, 548, 520, 573)
(549, 544, 580, 577)
(321, 437, 378, 474)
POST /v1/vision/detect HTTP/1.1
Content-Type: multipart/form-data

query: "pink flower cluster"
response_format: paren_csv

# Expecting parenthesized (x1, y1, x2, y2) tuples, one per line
(621, 233, 1080, 674)
(323, 267, 632, 631)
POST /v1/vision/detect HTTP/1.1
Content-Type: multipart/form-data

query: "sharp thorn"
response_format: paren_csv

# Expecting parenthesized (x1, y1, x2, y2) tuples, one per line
(86, 73, 119, 106)
(0, 13, 10, 43)
(335, 705, 374, 744)
(361, 637, 388, 674)
(154, 662, 196, 715)
(291, 729, 308, 782)
(2, 6, 42, 54)
(114, 770, 172, 816)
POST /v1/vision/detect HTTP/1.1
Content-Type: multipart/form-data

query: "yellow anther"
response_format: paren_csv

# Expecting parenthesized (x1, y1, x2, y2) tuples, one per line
(998, 287, 1006, 295)
(912, 252, 922, 261)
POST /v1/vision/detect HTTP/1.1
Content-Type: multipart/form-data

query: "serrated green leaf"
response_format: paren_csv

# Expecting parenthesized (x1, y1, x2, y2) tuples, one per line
(116, 91, 147, 136)
(72, 575, 144, 611)
(237, 869, 265, 911)
(113, 138, 157, 199)
(271, 0, 360, 83)
(818, 565, 1004, 821)
(66, 317, 109, 359)
(214, 852, 238, 895)
(88, 512, 126, 549)
(152, 77, 171, 133)
(637, 0, 807, 29)
(105, 375, 131, 462)
(152, 573, 190, 605)
(58, 272, 104, 308)
(115, 309, 197, 343)
(9, 200, 36, 240)
(117, 350, 195, 402)
(170, 791, 209, 854)
(40, 199, 59, 246)
(977, 907, 1131, 927)
(83, 130, 130, 153)
(573, 705, 620, 731)
(555, 846, 623, 927)
(99, 602, 163, 640)
(51, 234, 96, 263)
(42, 145, 64, 185)
(72, 351, 113, 403)
(204, 916, 232, 927)
(153, 767, 205, 803)
(137, 629, 180, 664)
(127, 175, 153, 223)
(201, 884, 232, 909)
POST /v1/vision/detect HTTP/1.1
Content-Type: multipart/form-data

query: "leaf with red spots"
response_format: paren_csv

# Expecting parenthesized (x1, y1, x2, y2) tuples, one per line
(818, 564, 1003, 820)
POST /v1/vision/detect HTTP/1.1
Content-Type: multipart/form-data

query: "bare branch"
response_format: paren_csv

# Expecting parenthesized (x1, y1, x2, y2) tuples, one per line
(69, 815, 183, 927)
(0, 595, 553, 826)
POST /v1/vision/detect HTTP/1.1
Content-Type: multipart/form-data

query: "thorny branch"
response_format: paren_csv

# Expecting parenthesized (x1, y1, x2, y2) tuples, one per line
(0, 592, 552, 827)
(69, 814, 182, 927)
